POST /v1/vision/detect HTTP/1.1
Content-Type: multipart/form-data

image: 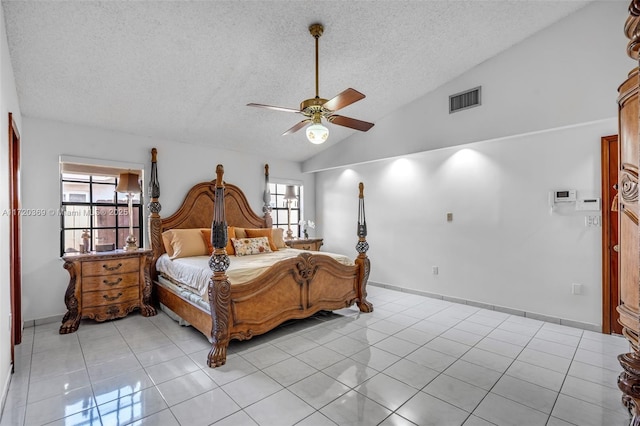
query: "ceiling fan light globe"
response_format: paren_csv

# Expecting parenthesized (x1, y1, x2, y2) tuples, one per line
(306, 123, 329, 144)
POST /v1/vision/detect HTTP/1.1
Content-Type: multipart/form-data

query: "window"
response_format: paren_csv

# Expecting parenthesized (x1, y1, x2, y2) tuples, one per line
(60, 159, 143, 255)
(269, 183, 303, 238)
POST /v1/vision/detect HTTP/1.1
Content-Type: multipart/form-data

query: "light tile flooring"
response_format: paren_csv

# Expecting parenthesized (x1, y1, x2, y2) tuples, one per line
(0, 286, 632, 426)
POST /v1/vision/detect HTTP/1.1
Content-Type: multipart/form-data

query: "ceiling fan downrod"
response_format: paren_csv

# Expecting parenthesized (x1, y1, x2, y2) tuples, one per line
(309, 23, 323, 99)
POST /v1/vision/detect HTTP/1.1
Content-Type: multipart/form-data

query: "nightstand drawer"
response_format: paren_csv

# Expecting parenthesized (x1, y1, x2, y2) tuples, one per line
(82, 257, 139, 276)
(286, 238, 323, 251)
(82, 272, 139, 292)
(82, 286, 139, 308)
(292, 243, 314, 251)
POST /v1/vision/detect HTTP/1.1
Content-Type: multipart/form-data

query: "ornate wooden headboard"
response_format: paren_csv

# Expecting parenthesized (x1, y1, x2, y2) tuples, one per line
(147, 148, 272, 267)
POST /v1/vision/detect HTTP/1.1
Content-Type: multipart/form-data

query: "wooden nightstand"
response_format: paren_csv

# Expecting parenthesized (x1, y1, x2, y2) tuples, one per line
(59, 249, 156, 334)
(285, 238, 323, 251)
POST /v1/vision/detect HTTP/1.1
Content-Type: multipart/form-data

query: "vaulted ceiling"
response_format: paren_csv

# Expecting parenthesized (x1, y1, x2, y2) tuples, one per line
(2, 1, 591, 162)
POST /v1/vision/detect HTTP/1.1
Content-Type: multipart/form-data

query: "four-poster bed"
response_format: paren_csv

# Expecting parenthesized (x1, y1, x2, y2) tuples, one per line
(147, 148, 373, 367)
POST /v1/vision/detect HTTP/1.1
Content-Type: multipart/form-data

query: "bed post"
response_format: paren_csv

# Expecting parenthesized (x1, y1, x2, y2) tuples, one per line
(148, 148, 162, 278)
(263, 164, 273, 227)
(355, 182, 373, 312)
(207, 164, 232, 367)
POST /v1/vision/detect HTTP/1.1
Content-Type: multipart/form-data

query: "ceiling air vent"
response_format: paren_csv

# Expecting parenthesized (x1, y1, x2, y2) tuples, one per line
(449, 86, 481, 113)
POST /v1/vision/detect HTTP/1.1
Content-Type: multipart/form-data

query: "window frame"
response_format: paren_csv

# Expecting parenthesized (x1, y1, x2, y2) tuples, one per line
(59, 157, 144, 256)
(268, 182, 304, 238)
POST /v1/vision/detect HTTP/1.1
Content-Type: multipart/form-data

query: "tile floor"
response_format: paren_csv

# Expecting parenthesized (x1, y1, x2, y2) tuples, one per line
(0, 286, 632, 426)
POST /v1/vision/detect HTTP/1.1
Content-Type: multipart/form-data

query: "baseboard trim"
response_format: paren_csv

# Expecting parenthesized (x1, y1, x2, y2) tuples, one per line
(0, 362, 12, 419)
(23, 314, 64, 328)
(368, 282, 600, 332)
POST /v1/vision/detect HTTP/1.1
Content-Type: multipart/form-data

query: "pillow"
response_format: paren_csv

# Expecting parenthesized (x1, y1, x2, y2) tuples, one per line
(272, 228, 287, 249)
(245, 228, 279, 251)
(201, 229, 213, 254)
(232, 237, 273, 256)
(167, 228, 208, 259)
(234, 227, 247, 239)
(200, 226, 235, 255)
(161, 230, 174, 257)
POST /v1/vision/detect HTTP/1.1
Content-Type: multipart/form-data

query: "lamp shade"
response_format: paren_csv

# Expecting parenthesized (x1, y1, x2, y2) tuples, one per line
(306, 123, 329, 144)
(283, 185, 297, 201)
(116, 172, 141, 194)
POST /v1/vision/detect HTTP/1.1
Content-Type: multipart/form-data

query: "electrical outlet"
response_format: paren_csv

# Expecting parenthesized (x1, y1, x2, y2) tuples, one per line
(432, 266, 439, 275)
(446, 213, 453, 222)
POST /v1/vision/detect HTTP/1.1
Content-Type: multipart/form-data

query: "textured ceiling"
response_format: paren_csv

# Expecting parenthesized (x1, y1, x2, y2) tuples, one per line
(2, 0, 591, 162)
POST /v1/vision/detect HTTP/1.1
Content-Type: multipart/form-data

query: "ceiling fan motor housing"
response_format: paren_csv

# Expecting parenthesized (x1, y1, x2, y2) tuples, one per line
(300, 98, 329, 115)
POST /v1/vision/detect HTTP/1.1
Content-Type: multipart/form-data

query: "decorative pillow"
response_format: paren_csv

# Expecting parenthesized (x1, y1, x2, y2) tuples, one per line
(200, 226, 235, 255)
(161, 230, 175, 257)
(167, 228, 209, 259)
(272, 228, 287, 249)
(245, 228, 279, 251)
(232, 237, 272, 256)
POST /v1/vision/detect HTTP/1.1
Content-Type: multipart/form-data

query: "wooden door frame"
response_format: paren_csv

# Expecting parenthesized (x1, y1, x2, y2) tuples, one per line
(9, 112, 21, 368)
(602, 134, 619, 334)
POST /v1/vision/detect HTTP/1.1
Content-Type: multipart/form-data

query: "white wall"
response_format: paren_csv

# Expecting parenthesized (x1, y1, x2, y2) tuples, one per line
(318, 119, 615, 327)
(20, 117, 313, 322)
(311, 1, 631, 328)
(304, 1, 629, 172)
(0, 2, 22, 412)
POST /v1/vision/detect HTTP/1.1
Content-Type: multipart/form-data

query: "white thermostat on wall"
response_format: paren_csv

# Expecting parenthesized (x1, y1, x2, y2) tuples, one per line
(576, 198, 602, 211)
(553, 189, 577, 203)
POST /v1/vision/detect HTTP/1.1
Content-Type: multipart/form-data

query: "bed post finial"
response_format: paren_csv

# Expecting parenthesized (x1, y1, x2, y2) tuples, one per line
(149, 148, 161, 204)
(215, 164, 224, 187)
(148, 148, 163, 276)
(355, 181, 373, 313)
(208, 163, 231, 368)
(357, 182, 367, 238)
(263, 164, 273, 227)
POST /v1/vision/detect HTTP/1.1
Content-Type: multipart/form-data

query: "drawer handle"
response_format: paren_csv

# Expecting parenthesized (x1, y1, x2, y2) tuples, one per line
(103, 263, 123, 271)
(103, 278, 122, 286)
(303, 246, 311, 250)
(103, 292, 123, 302)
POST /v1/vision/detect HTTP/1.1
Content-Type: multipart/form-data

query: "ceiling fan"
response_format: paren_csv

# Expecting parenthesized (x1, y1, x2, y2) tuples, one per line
(247, 23, 374, 144)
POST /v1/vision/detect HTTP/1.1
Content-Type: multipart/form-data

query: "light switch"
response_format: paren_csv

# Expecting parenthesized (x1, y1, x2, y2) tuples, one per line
(446, 213, 453, 222)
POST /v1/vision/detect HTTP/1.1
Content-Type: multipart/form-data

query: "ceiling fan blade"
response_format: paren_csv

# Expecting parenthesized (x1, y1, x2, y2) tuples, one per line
(323, 88, 366, 112)
(328, 115, 374, 132)
(247, 103, 301, 114)
(283, 119, 311, 136)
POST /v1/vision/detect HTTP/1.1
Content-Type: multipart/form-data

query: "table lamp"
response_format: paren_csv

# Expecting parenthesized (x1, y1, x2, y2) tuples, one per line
(283, 185, 297, 240)
(116, 172, 141, 251)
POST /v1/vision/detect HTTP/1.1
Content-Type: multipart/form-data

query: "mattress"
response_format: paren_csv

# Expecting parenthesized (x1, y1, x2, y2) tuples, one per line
(156, 248, 354, 298)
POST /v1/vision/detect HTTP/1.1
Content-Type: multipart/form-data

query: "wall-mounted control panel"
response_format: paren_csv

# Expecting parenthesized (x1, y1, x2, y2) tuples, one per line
(554, 190, 577, 203)
(548, 190, 601, 215)
(576, 198, 601, 211)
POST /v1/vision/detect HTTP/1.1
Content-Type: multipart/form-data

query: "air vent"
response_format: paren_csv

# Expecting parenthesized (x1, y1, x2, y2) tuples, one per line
(449, 87, 481, 113)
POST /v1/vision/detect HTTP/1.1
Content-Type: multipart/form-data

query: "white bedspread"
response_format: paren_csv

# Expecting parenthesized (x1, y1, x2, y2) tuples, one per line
(156, 248, 354, 297)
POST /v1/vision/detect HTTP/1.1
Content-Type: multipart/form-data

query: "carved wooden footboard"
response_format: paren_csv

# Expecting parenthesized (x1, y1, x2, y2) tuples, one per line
(148, 149, 373, 367)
